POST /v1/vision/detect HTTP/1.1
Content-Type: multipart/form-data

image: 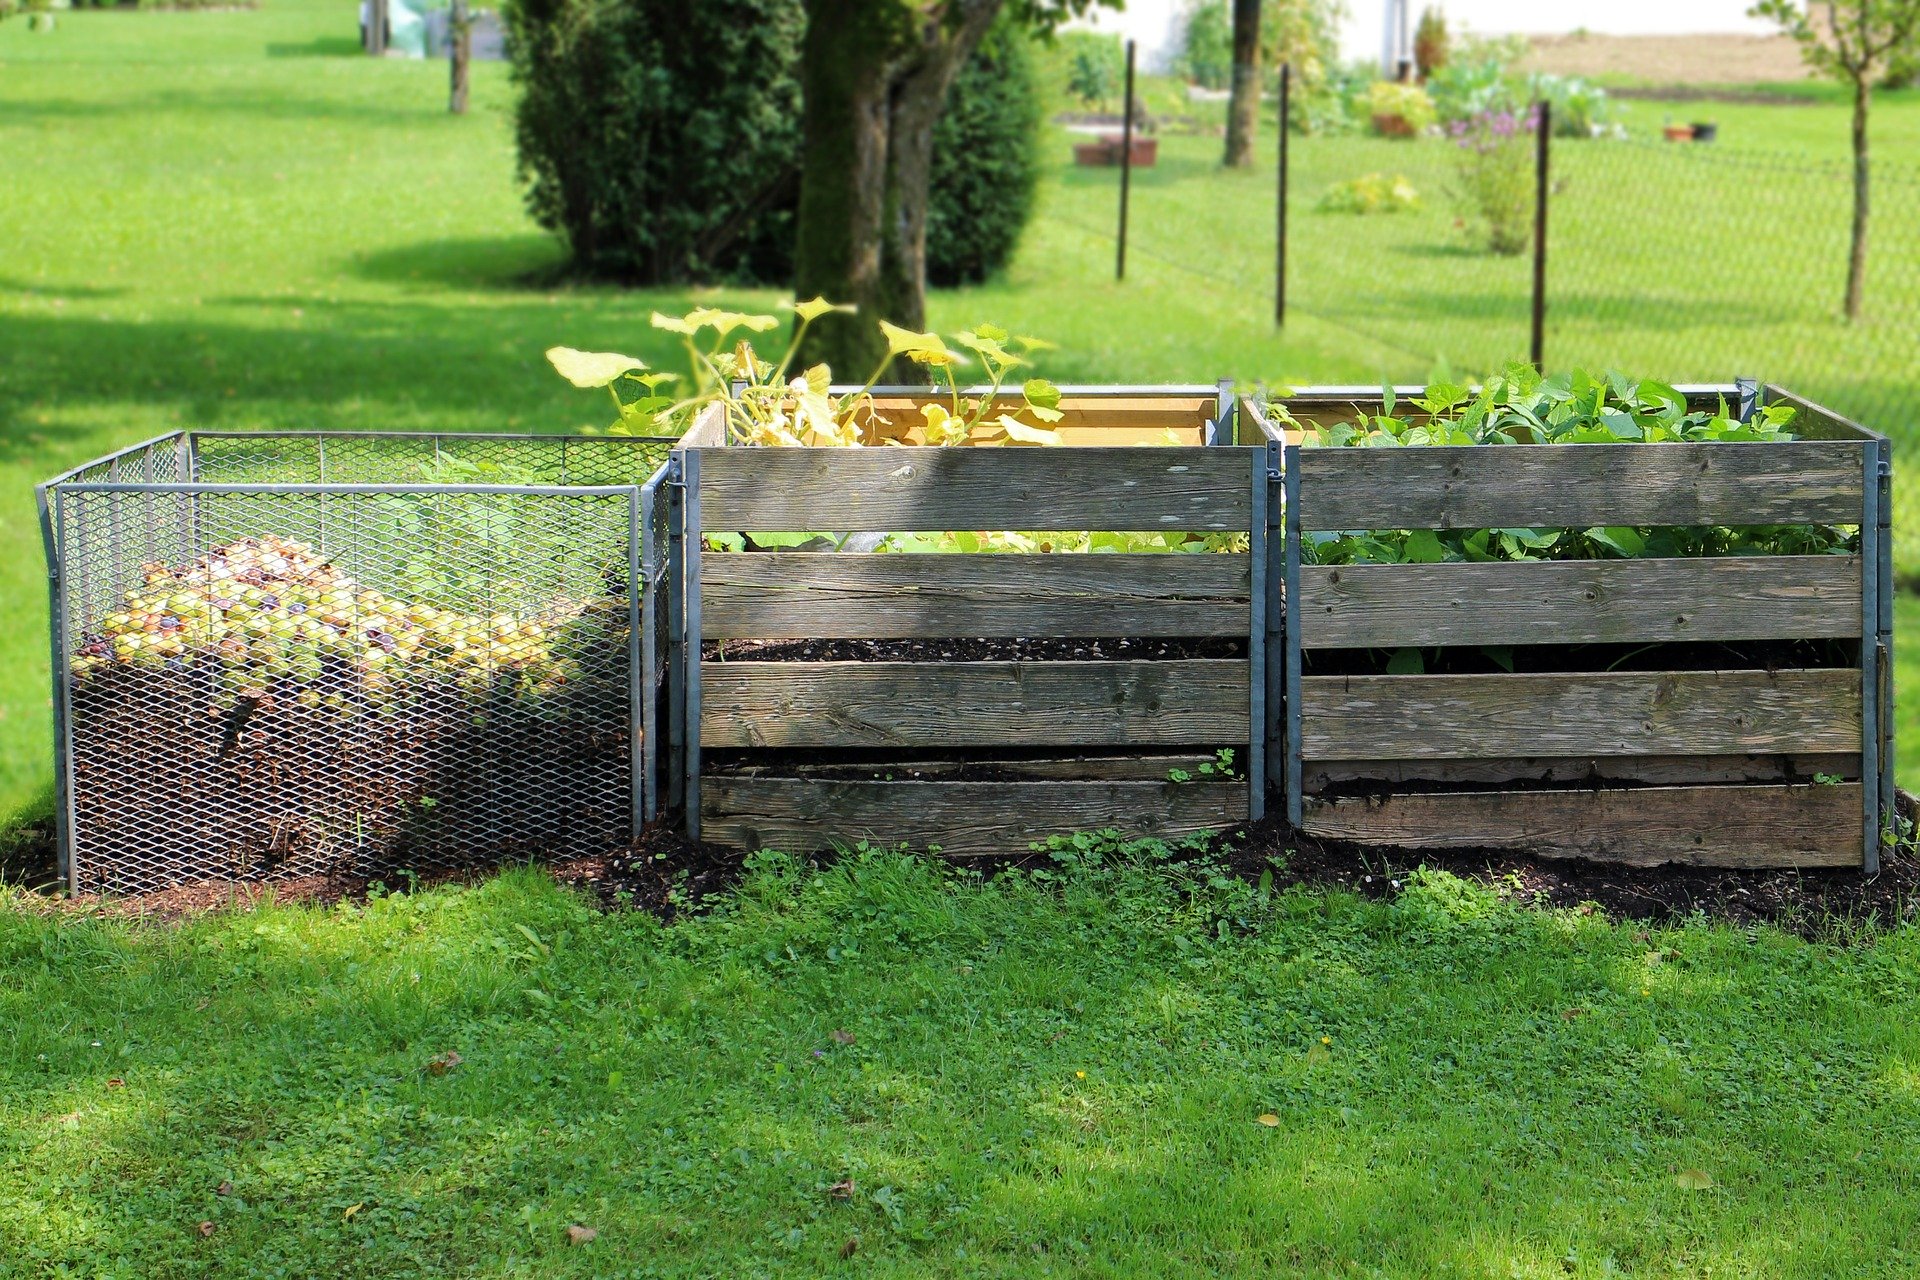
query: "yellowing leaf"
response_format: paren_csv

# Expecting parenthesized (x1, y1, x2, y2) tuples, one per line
(1255, 1113, 1281, 1127)
(649, 311, 699, 336)
(1674, 1168, 1715, 1190)
(342, 1202, 363, 1221)
(920, 404, 972, 446)
(685, 307, 779, 338)
(790, 296, 856, 323)
(879, 320, 957, 363)
(803, 363, 832, 397)
(567, 1224, 599, 1244)
(545, 347, 647, 389)
(997, 415, 1062, 446)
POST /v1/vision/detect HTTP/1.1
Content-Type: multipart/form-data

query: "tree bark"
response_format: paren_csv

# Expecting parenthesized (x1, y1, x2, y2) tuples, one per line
(794, 0, 1003, 378)
(1223, 0, 1261, 168)
(1845, 72, 1870, 321)
(449, 0, 471, 115)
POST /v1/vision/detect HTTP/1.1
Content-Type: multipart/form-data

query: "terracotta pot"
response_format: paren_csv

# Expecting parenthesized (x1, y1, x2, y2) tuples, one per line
(1663, 124, 1695, 142)
(1372, 113, 1417, 138)
(1072, 134, 1158, 166)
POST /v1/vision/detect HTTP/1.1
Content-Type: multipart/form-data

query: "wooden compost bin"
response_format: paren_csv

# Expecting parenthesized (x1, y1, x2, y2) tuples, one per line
(1256, 384, 1894, 871)
(673, 384, 1271, 856)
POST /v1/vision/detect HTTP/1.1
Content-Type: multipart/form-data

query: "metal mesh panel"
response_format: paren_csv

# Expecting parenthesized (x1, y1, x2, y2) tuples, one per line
(48, 432, 673, 895)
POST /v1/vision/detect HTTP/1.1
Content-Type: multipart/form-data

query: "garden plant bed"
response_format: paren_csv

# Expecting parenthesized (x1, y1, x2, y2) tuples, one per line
(1257, 379, 1894, 871)
(670, 385, 1266, 859)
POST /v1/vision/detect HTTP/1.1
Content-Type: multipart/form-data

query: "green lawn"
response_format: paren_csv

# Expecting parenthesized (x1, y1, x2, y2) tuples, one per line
(2, 1, 1917, 823)
(5, 855, 1920, 1278)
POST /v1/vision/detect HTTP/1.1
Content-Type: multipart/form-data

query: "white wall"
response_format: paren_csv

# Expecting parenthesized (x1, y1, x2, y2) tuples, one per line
(1063, 0, 1189, 73)
(1344, 0, 1779, 66)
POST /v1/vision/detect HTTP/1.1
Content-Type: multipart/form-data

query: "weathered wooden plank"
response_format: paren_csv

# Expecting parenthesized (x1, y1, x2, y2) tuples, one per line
(1303, 752, 1858, 789)
(701, 552, 1251, 638)
(1300, 783, 1864, 868)
(697, 447, 1255, 532)
(1299, 556, 1862, 647)
(703, 777, 1247, 856)
(1299, 668, 1861, 760)
(1761, 386, 1880, 442)
(716, 753, 1222, 782)
(678, 402, 727, 447)
(701, 660, 1250, 748)
(863, 395, 1213, 446)
(1295, 441, 1866, 530)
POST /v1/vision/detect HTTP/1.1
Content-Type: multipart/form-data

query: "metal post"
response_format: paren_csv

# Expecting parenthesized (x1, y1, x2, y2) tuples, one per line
(1878, 438, 1895, 861)
(682, 449, 703, 841)
(626, 489, 646, 840)
(1275, 62, 1291, 328)
(1735, 376, 1759, 423)
(1247, 453, 1267, 822)
(36, 485, 74, 893)
(1862, 440, 1882, 874)
(1264, 438, 1284, 812)
(1212, 378, 1235, 445)
(1283, 443, 1303, 827)
(664, 455, 686, 811)
(1530, 100, 1551, 370)
(1116, 39, 1136, 283)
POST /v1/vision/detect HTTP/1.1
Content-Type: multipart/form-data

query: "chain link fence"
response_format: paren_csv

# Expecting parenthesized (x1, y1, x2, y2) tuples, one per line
(40, 432, 674, 894)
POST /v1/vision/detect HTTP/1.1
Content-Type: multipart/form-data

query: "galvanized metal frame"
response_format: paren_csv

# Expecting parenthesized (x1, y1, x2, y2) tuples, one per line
(1862, 438, 1882, 873)
(1877, 435, 1895, 862)
(638, 461, 670, 824)
(1247, 453, 1267, 820)
(682, 448, 704, 841)
(665, 454, 687, 813)
(1282, 442, 1303, 828)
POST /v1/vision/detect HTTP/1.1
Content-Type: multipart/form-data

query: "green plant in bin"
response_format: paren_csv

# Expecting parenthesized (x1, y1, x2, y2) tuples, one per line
(1269, 364, 1859, 568)
(546, 301, 1067, 448)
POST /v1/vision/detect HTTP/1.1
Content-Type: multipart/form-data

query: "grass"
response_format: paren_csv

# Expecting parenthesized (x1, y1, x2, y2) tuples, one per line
(1, 1, 1916, 823)
(4, 852, 1920, 1278)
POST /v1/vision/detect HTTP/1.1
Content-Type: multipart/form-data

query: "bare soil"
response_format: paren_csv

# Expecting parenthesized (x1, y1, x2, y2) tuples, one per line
(1519, 33, 1811, 89)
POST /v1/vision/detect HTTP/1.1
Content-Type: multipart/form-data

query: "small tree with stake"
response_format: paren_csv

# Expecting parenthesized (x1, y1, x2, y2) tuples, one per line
(1751, 0, 1920, 321)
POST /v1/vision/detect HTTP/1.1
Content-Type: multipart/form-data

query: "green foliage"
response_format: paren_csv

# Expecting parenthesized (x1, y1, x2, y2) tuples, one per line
(1363, 80, 1437, 133)
(501, 0, 804, 284)
(1413, 5, 1448, 79)
(1531, 73, 1622, 138)
(928, 17, 1043, 287)
(1064, 30, 1122, 107)
(1316, 172, 1419, 214)
(1282, 366, 1858, 566)
(1751, 0, 1920, 88)
(1446, 106, 1537, 255)
(1425, 31, 1529, 123)
(503, 0, 1038, 287)
(1178, 0, 1345, 99)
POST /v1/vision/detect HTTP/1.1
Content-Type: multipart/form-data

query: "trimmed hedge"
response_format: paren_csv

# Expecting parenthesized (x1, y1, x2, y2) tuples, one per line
(503, 0, 1037, 286)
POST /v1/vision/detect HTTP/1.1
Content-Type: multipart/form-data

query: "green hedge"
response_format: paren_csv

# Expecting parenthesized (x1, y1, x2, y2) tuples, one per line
(502, 0, 1038, 286)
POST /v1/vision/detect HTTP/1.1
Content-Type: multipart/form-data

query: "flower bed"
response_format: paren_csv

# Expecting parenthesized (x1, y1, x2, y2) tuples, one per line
(1252, 371, 1893, 870)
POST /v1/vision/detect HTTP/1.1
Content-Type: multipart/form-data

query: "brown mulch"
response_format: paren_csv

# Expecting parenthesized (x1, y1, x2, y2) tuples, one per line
(9, 803, 1918, 939)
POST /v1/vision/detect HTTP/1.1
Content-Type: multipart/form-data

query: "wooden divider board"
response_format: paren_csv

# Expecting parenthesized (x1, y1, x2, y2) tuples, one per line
(1299, 668, 1860, 760)
(1301, 782, 1863, 868)
(701, 660, 1250, 748)
(1303, 751, 1858, 789)
(696, 446, 1255, 532)
(1294, 440, 1866, 530)
(701, 552, 1251, 639)
(703, 777, 1247, 857)
(1298, 556, 1862, 648)
(861, 395, 1214, 447)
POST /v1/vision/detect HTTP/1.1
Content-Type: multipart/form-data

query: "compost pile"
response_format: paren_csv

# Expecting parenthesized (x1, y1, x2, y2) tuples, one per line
(68, 537, 634, 892)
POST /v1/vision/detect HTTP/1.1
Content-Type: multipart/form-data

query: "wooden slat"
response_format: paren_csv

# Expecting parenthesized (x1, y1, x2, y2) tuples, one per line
(1295, 441, 1866, 530)
(864, 395, 1213, 446)
(696, 447, 1254, 532)
(717, 753, 1222, 782)
(703, 777, 1247, 856)
(678, 402, 726, 447)
(1761, 386, 1880, 442)
(1299, 556, 1862, 647)
(1300, 783, 1864, 868)
(701, 659, 1250, 748)
(1304, 752, 1858, 789)
(1299, 668, 1860, 760)
(701, 552, 1251, 638)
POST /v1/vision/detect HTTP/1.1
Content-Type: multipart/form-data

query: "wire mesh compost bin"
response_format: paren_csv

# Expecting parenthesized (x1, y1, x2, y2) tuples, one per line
(38, 430, 677, 894)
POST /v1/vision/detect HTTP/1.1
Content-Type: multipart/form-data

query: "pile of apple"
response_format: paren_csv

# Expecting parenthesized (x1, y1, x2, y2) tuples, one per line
(71, 536, 591, 710)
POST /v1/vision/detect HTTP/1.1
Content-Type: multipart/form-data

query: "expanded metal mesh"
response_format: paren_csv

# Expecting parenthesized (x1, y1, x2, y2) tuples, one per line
(46, 432, 674, 894)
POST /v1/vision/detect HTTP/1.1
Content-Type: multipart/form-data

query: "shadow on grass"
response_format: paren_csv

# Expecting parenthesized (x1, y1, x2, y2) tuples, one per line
(348, 235, 569, 290)
(264, 36, 364, 58)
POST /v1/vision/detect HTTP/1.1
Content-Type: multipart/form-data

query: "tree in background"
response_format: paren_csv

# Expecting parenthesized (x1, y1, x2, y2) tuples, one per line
(793, 0, 1101, 375)
(1223, 0, 1263, 166)
(1066, 36, 1121, 111)
(1181, 0, 1343, 156)
(927, 17, 1044, 285)
(1752, 0, 1920, 320)
(1413, 6, 1448, 80)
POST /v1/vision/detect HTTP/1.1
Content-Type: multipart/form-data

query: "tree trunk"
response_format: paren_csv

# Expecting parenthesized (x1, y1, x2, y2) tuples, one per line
(793, 0, 1003, 379)
(1845, 74, 1870, 321)
(1223, 0, 1261, 168)
(449, 0, 471, 115)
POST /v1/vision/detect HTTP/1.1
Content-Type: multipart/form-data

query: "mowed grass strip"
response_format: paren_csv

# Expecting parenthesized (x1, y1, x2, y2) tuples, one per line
(3, 855, 1920, 1278)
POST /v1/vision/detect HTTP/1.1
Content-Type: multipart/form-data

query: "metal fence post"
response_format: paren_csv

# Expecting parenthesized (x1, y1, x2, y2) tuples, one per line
(1116, 38, 1136, 283)
(1531, 100, 1551, 370)
(1275, 62, 1290, 328)
(665, 454, 686, 812)
(36, 485, 74, 893)
(626, 487, 646, 840)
